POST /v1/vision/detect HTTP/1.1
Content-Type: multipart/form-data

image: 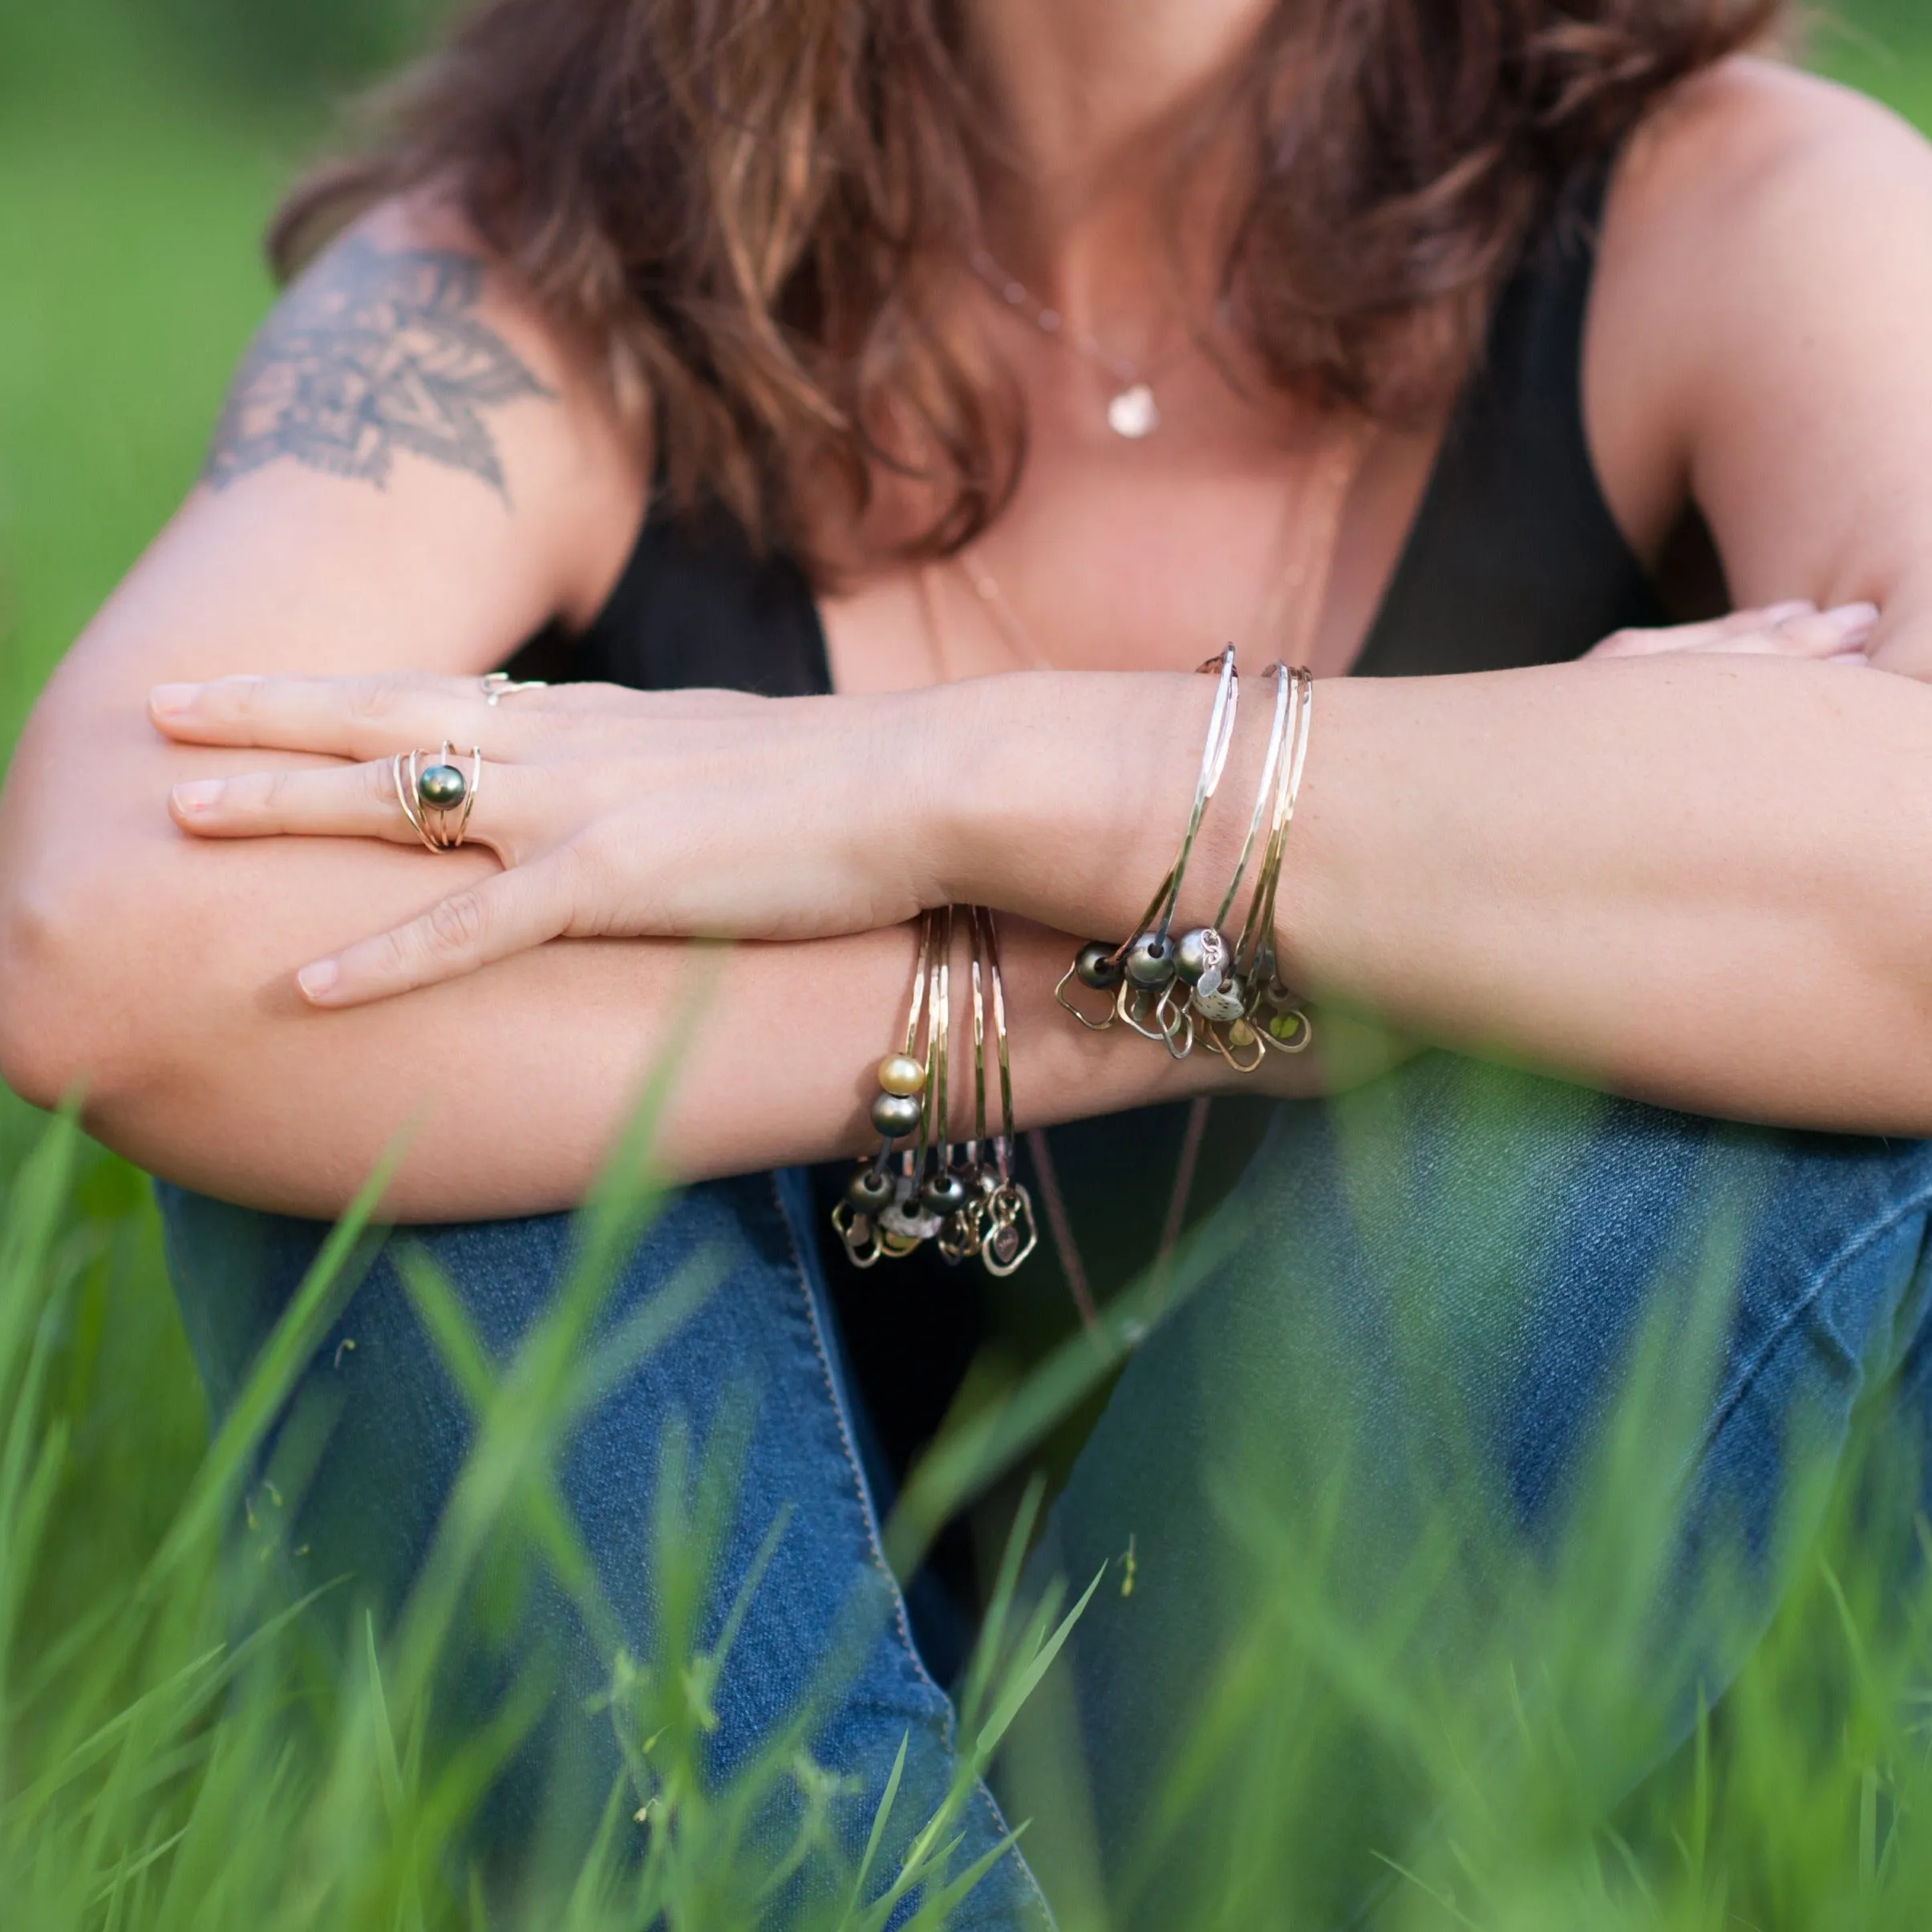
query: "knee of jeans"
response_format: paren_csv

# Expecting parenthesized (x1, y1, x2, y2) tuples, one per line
(1191, 1065, 1932, 1514)
(1203, 1060, 1716, 1386)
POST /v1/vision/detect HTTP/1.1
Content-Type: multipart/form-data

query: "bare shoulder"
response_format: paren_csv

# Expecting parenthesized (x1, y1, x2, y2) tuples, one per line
(1586, 57, 1932, 558)
(1613, 55, 1932, 236)
(1596, 54, 1932, 340)
(205, 194, 649, 629)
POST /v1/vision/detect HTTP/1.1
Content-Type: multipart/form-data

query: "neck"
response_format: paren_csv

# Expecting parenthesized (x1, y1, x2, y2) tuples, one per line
(966, 0, 1271, 347)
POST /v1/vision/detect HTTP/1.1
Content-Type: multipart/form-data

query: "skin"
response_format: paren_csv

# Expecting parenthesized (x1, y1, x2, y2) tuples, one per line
(2, 6, 1932, 1221)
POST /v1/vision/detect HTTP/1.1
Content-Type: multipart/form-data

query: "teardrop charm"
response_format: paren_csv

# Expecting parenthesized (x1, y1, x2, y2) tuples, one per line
(1107, 383, 1159, 439)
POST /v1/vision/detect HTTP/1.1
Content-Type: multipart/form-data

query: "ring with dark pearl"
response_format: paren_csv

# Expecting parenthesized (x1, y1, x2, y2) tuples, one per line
(416, 763, 468, 812)
(1173, 927, 1229, 989)
(1123, 931, 1177, 988)
(844, 1166, 896, 1213)
(1074, 941, 1124, 991)
(870, 1091, 924, 1138)
(922, 1171, 970, 1215)
(877, 1053, 926, 1098)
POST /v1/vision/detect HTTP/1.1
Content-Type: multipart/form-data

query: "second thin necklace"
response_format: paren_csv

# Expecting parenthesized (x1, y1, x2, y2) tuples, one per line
(938, 418, 1369, 680)
(914, 420, 1367, 1320)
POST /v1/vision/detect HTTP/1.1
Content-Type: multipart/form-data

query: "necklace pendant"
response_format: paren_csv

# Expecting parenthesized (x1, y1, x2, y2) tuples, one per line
(1107, 383, 1160, 439)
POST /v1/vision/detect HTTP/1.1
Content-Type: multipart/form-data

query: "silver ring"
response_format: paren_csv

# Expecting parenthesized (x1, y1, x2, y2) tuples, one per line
(481, 672, 546, 707)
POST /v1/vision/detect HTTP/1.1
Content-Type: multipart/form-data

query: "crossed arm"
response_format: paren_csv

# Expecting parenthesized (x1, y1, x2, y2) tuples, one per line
(5, 61, 1932, 1224)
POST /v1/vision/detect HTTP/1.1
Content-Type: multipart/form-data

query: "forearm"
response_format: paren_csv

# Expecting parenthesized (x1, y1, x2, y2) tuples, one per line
(14, 641, 1932, 1222)
(75, 908, 1329, 1222)
(14, 841, 1359, 1220)
(1, 634, 1379, 1221)
(946, 654, 1932, 1134)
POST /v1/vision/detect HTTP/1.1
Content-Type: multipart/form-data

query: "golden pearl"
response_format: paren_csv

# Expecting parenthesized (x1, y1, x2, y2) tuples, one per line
(877, 1053, 927, 1098)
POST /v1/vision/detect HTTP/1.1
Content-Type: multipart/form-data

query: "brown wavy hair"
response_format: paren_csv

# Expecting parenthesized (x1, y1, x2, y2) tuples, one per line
(273, 0, 1782, 577)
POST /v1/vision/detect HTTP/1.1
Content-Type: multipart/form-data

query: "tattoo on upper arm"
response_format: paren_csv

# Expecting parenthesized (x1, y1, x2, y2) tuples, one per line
(203, 237, 556, 502)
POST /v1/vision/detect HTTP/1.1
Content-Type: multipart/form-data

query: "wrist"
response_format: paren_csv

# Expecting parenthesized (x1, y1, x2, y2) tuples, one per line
(927, 669, 1223, 931)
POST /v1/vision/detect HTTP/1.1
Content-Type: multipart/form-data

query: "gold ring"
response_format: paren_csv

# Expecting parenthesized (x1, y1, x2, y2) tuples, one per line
(393, 742, 484, 853)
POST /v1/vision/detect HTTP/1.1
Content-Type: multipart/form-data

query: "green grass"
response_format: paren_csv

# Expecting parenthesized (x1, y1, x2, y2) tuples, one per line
(6, 10, 1932, 1929)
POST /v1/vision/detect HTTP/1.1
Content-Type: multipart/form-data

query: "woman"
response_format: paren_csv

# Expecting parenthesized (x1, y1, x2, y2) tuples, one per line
(6, 0, 1932, 1918)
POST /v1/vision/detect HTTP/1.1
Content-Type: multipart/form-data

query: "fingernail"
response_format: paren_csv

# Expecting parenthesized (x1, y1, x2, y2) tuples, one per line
(297, 962, 339, 1002)
(149, 684, 199, 716)
(1764, 601, 1817, 622)
(171, 780, 224, 813)
(1824, 601, 1881, 643)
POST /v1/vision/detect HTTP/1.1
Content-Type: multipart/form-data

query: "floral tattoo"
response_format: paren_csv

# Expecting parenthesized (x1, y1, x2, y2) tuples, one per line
(203, 238, 554, 501)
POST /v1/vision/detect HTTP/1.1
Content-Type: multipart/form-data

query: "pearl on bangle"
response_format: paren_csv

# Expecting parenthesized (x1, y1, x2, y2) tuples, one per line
(870, 1091, 924, 1137)
(877, 1053, 927, 1098)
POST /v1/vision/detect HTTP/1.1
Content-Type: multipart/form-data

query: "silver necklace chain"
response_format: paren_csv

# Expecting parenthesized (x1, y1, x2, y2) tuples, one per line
(968, 247, 1195, 440)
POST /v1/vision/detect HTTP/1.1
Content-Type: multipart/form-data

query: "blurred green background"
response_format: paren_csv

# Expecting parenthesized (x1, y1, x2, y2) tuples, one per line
(0, 0, 1930, 1600)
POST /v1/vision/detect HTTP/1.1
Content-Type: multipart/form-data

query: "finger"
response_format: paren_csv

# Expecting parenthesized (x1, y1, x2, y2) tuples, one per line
(1767, 602, 1880, 657)
(1683, 606, 1878, 661)
(169, 755, 526, 856)
(296, 854, 579, 1007)
(1587, 602, 1817, 659)
(148, 671, 507, 761)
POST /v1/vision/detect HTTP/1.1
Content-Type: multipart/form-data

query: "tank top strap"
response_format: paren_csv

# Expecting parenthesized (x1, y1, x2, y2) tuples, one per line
(1351, 154, 1665, 679)
(563, 491, 833, 698)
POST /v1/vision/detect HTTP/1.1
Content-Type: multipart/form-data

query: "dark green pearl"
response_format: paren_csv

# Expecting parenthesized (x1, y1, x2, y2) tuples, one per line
(845, 1166, 896, 1213)
(922, 1171, 970, 1215)
(1123, 931, 1177, 988)
(417, 763, 468, 811)
(1074, 941, 1123, 990)
(870, 1091, 923, 1138)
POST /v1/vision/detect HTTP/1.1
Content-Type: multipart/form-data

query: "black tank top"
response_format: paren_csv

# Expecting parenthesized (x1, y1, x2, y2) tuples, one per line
(517, 160, 1667, 1542)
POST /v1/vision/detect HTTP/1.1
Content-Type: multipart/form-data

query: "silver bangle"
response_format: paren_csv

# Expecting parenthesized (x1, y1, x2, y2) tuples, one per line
(1055, 644, 1240, 1039)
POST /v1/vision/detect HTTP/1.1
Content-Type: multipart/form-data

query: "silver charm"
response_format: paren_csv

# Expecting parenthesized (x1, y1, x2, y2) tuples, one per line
(880, 1172, 944, 1245)
(1173, 926, 1229, 994)
(982, 1184, 1039, 1277)
(1190, 970, 1247, 1025)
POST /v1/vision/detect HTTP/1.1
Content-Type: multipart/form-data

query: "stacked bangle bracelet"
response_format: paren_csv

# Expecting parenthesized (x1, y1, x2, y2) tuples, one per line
(832, 905, 1039, 1275)
(832, 645, 1311, 1278)
(1055, 650, 1314, 1069)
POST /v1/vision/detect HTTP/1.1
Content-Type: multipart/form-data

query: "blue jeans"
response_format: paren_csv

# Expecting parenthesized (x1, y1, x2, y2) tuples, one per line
(158, 1055, 1932, 1926)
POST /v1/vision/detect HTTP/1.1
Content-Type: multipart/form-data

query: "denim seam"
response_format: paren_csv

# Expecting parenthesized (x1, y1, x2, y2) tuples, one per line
(766, 1178, 930, 1677)
(1685, 1182, 1932, 1494)
(764, 1174, 1055, 1925)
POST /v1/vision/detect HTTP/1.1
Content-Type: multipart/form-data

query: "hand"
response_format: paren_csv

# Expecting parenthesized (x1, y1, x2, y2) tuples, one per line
(1588, 599, 1878, 662)
(148, 671, 947, 1007)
